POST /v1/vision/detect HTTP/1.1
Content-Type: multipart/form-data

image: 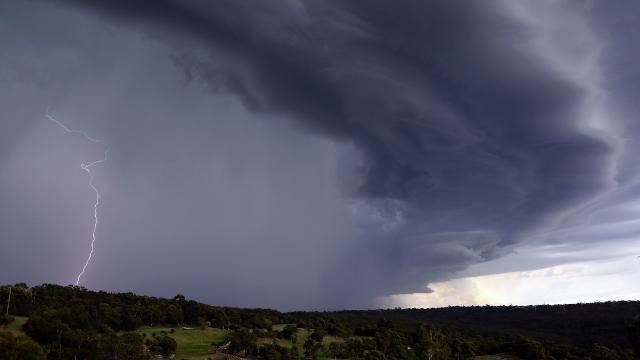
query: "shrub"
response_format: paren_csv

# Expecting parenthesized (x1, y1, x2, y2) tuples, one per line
(0, 330, 46, 360)
(0, 314, 15, 326)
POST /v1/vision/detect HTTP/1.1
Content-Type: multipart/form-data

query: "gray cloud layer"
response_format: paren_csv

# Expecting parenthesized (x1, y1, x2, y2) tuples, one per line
(1, 0, 638, 309)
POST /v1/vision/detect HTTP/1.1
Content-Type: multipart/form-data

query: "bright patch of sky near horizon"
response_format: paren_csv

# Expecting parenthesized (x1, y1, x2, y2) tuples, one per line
(379, 255, 640, 308)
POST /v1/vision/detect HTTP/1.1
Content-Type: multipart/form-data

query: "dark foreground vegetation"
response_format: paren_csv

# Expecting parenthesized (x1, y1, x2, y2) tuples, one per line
(0, 283, 639, 359)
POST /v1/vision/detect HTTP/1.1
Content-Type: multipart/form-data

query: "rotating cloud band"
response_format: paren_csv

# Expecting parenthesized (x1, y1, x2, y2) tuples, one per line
(46, 110, 109, 286)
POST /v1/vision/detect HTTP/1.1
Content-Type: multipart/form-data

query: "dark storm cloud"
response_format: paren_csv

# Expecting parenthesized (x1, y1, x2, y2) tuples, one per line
(52, 2, 615, 261)
(3, 0, 633, 308)
(65, 2, 615, 209)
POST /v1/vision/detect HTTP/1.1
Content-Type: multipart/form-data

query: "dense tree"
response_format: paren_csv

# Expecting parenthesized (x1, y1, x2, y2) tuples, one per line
(112, 332, 148, 360)
(182, 300, 202, 324)
(23, 312, 70, 350)
(450, 337, 475, 360)
(303, 337, 322, 359)
(259, 344, 282, 360)
(207, 307, 229, 328)
(309, 329, 325, 342)
(629, 315, 640, 356)
(146, 333, 177, 358)
(413, 325, 450, 360)
(278, 324, 297, 340)
(591, 343, 629, 360)
(228, 328, 257, 355)
(374, 327, 413, 359)
(509, 336, 549, 360)
(363, 349, 387, 360)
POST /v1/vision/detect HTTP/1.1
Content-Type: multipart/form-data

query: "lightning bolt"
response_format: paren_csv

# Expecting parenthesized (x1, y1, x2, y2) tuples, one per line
(45, 109, 109, 286)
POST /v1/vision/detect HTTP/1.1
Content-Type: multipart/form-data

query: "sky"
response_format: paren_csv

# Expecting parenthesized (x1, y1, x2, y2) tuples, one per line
(0, 0, 639, 310)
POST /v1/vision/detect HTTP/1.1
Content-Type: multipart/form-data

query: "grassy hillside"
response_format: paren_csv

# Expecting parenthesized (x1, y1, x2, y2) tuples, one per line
(136, 325, 343, 359)
(0, 315, 28, 335)
(137, 326, 228, 359)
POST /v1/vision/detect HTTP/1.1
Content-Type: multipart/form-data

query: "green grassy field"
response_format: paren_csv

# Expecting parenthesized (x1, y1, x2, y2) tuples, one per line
(137, 326, 229, 359)
(271, 324, 292, 331)
(0, 316, 28, 335)
(322, 335, 344, 345)
(257, 336, 295, 348)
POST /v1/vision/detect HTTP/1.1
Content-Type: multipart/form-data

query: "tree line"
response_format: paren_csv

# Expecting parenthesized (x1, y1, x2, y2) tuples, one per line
(1, 283, 639, 359)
